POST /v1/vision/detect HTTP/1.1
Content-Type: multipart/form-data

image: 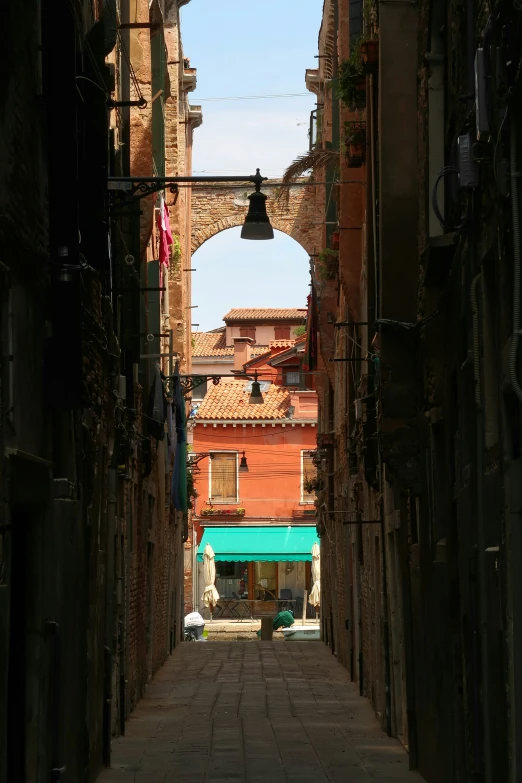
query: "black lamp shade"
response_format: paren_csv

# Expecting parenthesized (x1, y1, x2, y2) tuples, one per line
(248, 380, 264, 404)
(239, 453, 249, 472)
(241, 191, 274, 240)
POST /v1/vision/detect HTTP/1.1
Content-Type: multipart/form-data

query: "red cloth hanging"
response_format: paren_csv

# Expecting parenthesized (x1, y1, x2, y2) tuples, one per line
(157, 199, 173, 267)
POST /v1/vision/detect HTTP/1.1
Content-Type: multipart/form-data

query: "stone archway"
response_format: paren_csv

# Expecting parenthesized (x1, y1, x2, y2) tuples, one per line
(191, 178, 322, 256)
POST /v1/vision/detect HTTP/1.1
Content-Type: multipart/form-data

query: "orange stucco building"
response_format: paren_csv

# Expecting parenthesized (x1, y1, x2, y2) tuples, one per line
(185, 310, 319, 616)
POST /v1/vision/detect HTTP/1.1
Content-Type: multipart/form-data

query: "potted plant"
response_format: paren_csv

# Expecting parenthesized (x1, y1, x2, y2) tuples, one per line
(201, 507, 214, 516)
(361, 0, 379, 71)
(316, 248, 338, 281)
(304, 476, 324, 494)
(338, 38, 366, 109)
(344, 121, 366, 167)
(361, 38, 379, 70)
(236, 507, 245, 515)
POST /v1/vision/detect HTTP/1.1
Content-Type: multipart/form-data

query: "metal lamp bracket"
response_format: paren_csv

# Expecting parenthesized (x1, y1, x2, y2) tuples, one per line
(108, 177, 180, 205)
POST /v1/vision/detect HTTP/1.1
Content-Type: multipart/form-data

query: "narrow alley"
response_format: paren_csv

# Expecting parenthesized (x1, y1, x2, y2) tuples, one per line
(97, 642, 421, 783)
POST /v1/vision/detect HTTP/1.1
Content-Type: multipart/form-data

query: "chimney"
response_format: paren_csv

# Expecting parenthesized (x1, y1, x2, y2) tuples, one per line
(289, 390, 318, 419)
(233, 337, 253, 372)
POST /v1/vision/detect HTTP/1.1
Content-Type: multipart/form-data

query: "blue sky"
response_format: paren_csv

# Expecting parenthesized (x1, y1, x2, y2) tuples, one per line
(180, 1, 322, 331)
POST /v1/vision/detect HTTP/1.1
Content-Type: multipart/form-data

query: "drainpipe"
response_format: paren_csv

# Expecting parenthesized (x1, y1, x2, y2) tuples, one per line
(471, 272, 492, 781)
(510, 114, 522, 402)
(369, 74, 379, 321)
(377, 410, 392, 735)
(104, 466, 117, 762)
(400, 492, 418, 768)
(508, 111, 522, 781)
(379, 487, 392, 737)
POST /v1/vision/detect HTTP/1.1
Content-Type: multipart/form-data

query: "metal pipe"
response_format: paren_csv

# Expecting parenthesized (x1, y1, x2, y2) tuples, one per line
(509, 113, 522, 401)
(370, 74, 379, 320)
(471, 271, 493, 782)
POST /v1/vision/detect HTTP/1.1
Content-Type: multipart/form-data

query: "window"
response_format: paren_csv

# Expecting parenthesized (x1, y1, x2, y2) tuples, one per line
(210, 452, 238, 502)
(275, 326, 291, 340)
(239, 326, 256, 342)
(284, 366, 301, 387)
(302, 451, 316, 502)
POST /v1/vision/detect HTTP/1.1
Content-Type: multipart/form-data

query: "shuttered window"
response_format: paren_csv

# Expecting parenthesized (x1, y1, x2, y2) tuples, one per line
(239, 327, 256, 342)
(275, 326, 291, 339)
(302, 452, 316, 502)
(210, 452, 238, 502)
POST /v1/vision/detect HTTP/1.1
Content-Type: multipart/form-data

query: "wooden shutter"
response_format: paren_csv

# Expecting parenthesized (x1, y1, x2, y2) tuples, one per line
(239, 326, 256, 342)
(302, 452, 316, 501)
(211, 453, 237, 501)
(275, 326, 291, 339)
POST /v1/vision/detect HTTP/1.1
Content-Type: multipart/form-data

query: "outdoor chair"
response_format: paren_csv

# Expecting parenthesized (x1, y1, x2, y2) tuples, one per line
(279, 588, 293, 611)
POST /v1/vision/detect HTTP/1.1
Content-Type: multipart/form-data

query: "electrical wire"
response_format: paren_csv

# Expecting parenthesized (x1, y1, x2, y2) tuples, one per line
(192, 92, 310, 102)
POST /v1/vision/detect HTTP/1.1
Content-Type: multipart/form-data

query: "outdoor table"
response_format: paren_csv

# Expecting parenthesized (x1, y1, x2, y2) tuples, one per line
(233, 598, 296, 623)
(213, 597, 242, 619)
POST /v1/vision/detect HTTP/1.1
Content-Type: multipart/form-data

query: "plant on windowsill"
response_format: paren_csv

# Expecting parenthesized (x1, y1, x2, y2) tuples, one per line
(200, 506, 245, 517)
(343, 121, 366, 168)
(316, 248, 339, 281)
(338, 37, 366, 110)
(303, 476, 324, 494)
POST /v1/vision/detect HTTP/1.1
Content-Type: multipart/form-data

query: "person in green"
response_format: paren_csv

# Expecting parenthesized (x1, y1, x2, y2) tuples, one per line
(256, 610, 295, 638)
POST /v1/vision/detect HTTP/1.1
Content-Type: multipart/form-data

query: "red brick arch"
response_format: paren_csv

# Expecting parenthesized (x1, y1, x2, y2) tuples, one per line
(190, 179, 322, 256)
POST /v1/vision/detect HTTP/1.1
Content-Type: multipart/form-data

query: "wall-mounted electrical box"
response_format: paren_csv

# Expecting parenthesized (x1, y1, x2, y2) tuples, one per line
(458, 133, 480, 188)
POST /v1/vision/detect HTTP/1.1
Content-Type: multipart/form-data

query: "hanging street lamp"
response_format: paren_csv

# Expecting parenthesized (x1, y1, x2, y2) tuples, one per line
(248, 375, 264, 404)
(240, 171, 274, 240)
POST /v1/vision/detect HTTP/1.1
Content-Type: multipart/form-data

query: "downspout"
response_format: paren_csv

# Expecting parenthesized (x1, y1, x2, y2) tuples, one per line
(400, 492, 418, 768)
(104, 467, 117, 762)
(471, 272, 492, 781)
(377, 393, 392, 735)
(508, 110, 522, 782)
(510, 113, 522, 402)
(378, 479, 392, 736)
(370, 74, 379, 320)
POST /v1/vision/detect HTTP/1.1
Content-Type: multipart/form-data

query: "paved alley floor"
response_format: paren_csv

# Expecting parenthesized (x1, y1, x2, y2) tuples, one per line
(97, 642, 423, 783)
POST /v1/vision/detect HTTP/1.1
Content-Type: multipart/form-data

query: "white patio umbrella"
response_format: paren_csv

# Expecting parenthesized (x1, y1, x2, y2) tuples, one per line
(201, 543, 220, 620)
(308, 542, 321, 613)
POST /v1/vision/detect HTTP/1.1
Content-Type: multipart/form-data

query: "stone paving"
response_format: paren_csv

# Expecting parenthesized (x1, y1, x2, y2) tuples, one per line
(97, 642, 424, 783)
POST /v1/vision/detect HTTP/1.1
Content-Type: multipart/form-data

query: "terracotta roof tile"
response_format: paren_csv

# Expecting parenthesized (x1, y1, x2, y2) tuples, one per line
(223, 308, 307, 323)
(192, 332, 268, 358)
(195, 380, 291, 420)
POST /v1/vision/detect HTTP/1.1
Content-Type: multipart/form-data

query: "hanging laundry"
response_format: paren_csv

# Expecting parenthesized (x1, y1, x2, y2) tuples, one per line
(157, 195, 173, 268)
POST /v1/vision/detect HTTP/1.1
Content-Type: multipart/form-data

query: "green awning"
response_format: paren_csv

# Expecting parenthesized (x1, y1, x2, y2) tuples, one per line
(197, 526, 319, 562)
